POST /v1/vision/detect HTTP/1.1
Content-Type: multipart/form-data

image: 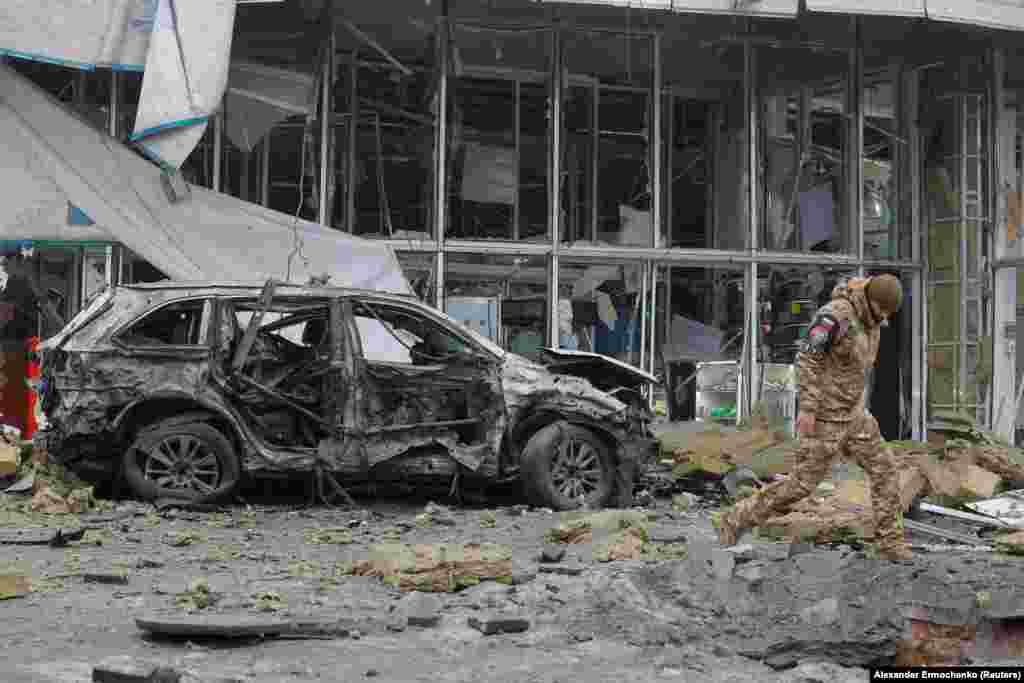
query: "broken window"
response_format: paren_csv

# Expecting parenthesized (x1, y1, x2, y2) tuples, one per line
(354, 303, 471, 366)
(116, 300, 206, 346)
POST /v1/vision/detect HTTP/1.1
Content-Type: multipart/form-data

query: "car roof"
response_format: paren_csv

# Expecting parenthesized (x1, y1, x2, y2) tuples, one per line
(121, 281, 419, 302)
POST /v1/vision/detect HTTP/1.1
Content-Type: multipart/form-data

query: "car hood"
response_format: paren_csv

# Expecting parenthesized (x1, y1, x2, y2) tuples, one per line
(538, 348, 657, 392)
(499, 352, 643, 424)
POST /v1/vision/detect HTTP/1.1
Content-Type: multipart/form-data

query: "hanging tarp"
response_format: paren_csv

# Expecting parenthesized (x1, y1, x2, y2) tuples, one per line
(0, 63, 412, 294)
(927, 0, 1024, 31)
(543, 0, 799, 17)
(224, 62, 316, 153)
(0, 0, 155, 71)
(130, 0, 236, 170)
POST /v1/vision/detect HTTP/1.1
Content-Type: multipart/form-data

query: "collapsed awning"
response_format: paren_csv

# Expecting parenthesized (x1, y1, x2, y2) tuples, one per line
(129, 0, 236, 170)
(0, 63, 412, 295)
(224, 63, 316, 153)
(546, 0, 1024, 29)
(0, 0, 154, 71)
(543, 0, 799, 17)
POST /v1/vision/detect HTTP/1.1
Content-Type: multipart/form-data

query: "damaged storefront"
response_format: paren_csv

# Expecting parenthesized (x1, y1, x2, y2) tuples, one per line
(6, 1, 1024, 447)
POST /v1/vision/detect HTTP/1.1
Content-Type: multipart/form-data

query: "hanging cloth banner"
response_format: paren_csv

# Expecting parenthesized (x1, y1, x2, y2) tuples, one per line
(224, 62, 316, 153)
(0, 0, 155, 71)
(129, 0, 236, 170)
(541, 0, 799, 17)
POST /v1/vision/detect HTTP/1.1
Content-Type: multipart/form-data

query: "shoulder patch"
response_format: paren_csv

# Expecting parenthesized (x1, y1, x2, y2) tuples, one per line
(802, 313, 838, 354)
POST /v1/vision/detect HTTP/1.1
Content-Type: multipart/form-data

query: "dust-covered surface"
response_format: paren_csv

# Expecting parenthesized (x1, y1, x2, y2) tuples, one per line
(3, 486, 1024, 683)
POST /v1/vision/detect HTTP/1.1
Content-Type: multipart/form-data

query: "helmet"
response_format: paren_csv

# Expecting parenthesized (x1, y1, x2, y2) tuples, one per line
(866, 274, 903, 317)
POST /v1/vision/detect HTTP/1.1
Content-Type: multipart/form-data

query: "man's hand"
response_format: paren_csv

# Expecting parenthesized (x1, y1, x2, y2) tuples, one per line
(796, 411, 816, 437)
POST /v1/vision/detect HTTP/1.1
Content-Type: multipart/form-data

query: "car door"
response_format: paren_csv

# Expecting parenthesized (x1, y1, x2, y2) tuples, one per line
(346, 296, 506, 474)
(111, 296, 214, 395)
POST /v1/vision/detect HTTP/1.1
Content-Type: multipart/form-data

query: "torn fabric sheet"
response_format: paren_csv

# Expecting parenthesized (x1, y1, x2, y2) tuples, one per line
(130, 0, 236, 169)
(0, 0, 154, 71)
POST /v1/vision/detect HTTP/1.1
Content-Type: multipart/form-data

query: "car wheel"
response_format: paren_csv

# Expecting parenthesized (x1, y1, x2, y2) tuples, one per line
(520, 421, 615, 511)
(122, 420, 241, 502)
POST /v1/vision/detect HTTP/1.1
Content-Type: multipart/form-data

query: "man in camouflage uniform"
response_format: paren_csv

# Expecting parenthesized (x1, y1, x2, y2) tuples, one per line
(715, 274, 912, 561)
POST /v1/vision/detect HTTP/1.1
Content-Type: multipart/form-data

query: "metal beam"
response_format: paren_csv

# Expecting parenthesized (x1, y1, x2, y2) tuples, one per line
(340, 18, 413, 78)
(433, 14, 450, 311)
(318, 32, 335, 227)
(547, 27, 563, 348)
(109, 71, 119, 139)
(744, 37, 759, 420)
(345, 51, 358, 233)
(849, 20, 865, 269)
(213, 111, 223, 194)
(652, 31, 662, 249)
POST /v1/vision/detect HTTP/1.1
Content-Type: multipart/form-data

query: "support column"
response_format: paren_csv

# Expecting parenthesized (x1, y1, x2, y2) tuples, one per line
(547, 27, 564, 348)
(848, 20, 865, 269)
(213, 111, 223, 194)
(109, 71, 119, 139)
(743, 38, 759, 420)
(432, 15, 450, 311)
(318, 29, 336, 228)
(903, 63, 925, 440)
(652, 32, 662, 249)
(260, 133, 271, 207)
(346, 51, 359, 233)
(990, 48, 1016, 439)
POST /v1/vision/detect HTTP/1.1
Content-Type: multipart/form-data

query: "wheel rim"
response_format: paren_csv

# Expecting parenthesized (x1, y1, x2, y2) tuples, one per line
(550, 436, 604, 503)
(141, 434, 222, 495)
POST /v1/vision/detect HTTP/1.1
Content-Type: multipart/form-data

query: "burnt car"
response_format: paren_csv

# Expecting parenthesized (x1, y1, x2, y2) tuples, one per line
(36, 282, 656, 510)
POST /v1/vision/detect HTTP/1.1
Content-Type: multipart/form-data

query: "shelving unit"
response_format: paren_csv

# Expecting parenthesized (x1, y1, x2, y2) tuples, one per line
(695, 360, 742, 426)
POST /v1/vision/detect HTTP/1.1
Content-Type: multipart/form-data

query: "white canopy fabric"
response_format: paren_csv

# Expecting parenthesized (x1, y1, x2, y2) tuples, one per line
(546, 0, 1024, 29)
(545, 0, 799, 16)
(0, 0, 154, 71)
(0, 64, 412, 294)
(224, 62, 316, 153)
(130, 0, 236, 169)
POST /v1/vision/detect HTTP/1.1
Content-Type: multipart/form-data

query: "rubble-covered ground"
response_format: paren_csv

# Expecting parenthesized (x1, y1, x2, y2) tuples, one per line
(2, 482, 1023, 683)
(3, 415, 1024, 682)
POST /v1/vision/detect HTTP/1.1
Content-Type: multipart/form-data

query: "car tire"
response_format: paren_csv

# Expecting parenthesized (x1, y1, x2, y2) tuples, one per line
(520, 421, 616, 511)
(122, 420, 241, 503)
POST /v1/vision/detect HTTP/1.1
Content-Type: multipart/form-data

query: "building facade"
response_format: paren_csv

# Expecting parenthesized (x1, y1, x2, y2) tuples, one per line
(7, 0, 1024, 443)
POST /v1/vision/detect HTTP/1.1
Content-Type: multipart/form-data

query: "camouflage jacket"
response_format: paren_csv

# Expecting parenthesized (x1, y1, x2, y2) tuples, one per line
(795, 277, 881, 422)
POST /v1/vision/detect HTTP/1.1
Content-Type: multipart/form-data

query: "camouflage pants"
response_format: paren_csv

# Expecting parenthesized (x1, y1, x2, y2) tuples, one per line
(727, 412, 905, 549)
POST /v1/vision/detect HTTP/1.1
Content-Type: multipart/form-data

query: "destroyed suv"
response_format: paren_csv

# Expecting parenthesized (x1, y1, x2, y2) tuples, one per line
(36, 282, 656, 510)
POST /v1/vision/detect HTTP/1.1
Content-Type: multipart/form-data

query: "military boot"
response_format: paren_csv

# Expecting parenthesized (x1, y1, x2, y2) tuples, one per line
(712, 510, 741, 547)
(874, 543, 914, 562)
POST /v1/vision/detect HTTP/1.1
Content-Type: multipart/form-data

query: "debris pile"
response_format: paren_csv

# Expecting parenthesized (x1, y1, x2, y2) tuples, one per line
(347, 542, 514, 592)
(543, 510, 687, 562)
(654, 415, 1024, 547)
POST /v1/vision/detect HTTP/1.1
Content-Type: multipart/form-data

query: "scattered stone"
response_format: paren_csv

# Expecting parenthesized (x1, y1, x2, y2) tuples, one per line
(788, 542, 815, 559)
(671, 493, 699, 512)
(538, 564, 585, 576)
(468, 613, 531, 635)
(92, 656, 178, 683)
(398, 591, 442, 627)
(539, 545, 566, 563)
(504, 505, 529, 516)
(365, 669, 379, 677)
(799, 597, 841, 627)
(137, 558, 166, 570)
(735, 563, 767, 583)
(511, 566, 537, 586)
(710, 549, 735, 582)
(83, 571, 130, 585)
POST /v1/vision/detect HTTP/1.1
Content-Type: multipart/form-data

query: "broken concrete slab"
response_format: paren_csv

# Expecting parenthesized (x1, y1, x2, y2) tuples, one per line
(0, 574, 31, 599)
(92, 655, 175, 683)
(135, 614, 351, 639)
(539, 545, 566, 563)
(397, 591, 442, 627)
(0, 527, 66, 545)
(468, 613, 531, 635)
(82, 571, 130, 585)
(799, 597, 841, 627)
